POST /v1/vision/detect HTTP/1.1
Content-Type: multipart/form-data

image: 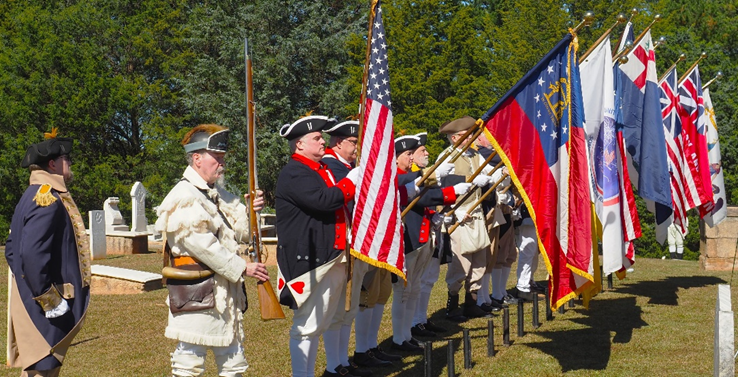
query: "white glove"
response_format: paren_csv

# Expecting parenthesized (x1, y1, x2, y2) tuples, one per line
(435, 163, 455, 179)
(512, 207, 522, 221)
(404, 181, 420, 199)
(45, 298, 69, 319)
(453, 182, 472, 196)
(443, 215, 455, 226)
(472, 174, 493, 187)
(346, 167, 360, 185)
(432, 213, 444, 227)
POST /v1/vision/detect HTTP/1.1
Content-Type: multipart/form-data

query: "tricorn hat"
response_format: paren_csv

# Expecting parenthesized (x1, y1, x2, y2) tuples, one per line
(324, 120, 359, 137)
(280, 115, 337, 140)
(182, 124, 230, 153)
(439, 116, 477, 135)
(394, 135, 420, 154)
(415, 132, 428, 147)
(21, 128, 73, 168)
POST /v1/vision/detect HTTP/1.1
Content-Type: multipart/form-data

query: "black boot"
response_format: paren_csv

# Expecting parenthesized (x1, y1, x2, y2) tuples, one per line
(676, 252, 683, 260)
(446, 292, 467, 322)
(670, 252, 677, 259)
(463, 291, 489, 318)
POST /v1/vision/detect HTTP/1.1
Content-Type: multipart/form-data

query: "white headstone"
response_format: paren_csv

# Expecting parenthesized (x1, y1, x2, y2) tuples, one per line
(103, 197, 129, 233)
(130, 182, 148, 233)
(89, 210, 107, 260)
(714, 284, 734, 377)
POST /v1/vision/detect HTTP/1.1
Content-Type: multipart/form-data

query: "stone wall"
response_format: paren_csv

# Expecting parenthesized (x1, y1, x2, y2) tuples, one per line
(700, 206, 738, 270)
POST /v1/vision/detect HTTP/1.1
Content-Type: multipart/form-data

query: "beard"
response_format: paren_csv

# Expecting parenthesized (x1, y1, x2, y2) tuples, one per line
(64, 170, 74, 185)
(416, 156, 429, 168)
(215, 167, 226, 187)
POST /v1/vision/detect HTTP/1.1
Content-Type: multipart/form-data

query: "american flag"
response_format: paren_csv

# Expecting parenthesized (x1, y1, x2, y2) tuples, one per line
(678, 66, 714, 217)
(351, 0, 405, 279)
(659, 67, 703, 233)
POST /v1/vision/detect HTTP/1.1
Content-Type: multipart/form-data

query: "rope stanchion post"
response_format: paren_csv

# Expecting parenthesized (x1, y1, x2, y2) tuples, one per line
(607, 273, 613, 290)
(517, 300, 525, 337)
(463, 329, 472, 369)
(532, 293, 540, 329)
(423, 341, 433, 377)
(447, 339, 455, 377)
(545, 287, 553, 321)
(487, 319, 496, 357)
(503, 307, 511, 346)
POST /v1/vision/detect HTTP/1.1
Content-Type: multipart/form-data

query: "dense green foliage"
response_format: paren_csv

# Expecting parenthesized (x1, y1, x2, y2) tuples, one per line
(1, 0, 735, 260)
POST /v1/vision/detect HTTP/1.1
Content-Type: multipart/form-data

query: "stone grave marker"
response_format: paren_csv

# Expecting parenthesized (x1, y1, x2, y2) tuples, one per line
(103, 197, 129, 233)
(130, 182, 148, 233)
(88, 210, 106, 260)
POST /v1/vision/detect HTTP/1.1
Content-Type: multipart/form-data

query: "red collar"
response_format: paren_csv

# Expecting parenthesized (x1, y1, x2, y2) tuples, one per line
(397, 167, 408, 174)
(292, 153, 325, 171)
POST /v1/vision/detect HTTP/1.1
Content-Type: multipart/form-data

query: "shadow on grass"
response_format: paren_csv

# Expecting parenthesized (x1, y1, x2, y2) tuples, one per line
(613, 275, 726, 306)
(377, 310, 501, 376)
(527, 297, 647, 372)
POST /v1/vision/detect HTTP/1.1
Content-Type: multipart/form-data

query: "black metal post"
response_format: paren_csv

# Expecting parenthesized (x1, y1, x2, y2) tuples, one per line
(545, 288, 553, 321)
(447, 339, 455, 377)
(423, 340, 432, 377)
(503, 307, 511, 346)
(568, 299, 575, 308)
(607, 273, 613, 289)
(532, 292, 540, 329)
(517, 300, 524, 337)
(463, 329, 472, 369)
(487, 319, 495, 357)
(557, 302, 565, 314)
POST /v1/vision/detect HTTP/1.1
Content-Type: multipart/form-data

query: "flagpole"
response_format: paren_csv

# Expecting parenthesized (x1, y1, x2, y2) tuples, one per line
(346, 0, 379, 312)
(579, 13, 626, 64)
(571, 12, 595, 35)
(447, 173, 510, 234)
(657, 53, 686, 83)
(614, 8, 638, 52)
(612, 14, 661, 62)
(653, 36, 666, 50)
(679, 52, 708, 84)
(703, 71, 723, 90)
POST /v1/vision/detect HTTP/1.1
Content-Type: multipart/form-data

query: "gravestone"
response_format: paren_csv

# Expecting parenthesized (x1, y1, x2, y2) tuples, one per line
(714, 284, 734, 376)
(701, 206, 738, 270)
(90, 265, 162, 294)
(103, 197, 129, 233)
(130, 182, 148, 233)
(88, 210, 106, 260)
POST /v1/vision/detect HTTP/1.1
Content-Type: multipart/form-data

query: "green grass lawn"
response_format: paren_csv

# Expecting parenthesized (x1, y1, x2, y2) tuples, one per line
(2, 249, 737, 376)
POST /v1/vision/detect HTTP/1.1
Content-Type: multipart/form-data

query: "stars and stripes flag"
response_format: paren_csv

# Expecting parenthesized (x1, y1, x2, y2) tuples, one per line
(580, 36, 639, 278)
(481, 33, 593, 310)
(351, 0, 405, 279)
(678, 66, 714, 218)
(615, 30, 673, 244)
(702, 88, 727, 226)
(659, 67, 705, 234)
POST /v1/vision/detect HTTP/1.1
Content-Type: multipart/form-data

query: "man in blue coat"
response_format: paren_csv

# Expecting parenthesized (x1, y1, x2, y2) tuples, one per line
(5, 129, 91, 377)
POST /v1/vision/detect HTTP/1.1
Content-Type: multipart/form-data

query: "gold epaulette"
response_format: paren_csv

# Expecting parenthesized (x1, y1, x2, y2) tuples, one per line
(33, 184, 57, 207)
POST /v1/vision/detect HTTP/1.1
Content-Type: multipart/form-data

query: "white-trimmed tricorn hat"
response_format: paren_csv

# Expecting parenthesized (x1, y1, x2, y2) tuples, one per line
(324, 120, 359, 137)
(280, 115, 337, 140)
(394, 135, 421, 154)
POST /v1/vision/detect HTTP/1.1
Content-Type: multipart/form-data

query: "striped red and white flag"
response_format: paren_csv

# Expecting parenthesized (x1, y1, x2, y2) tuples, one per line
(351, 1, 405, 279)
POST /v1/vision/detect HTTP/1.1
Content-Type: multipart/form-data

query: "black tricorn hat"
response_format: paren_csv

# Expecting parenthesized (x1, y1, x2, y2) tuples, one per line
(439, 116, 477, 135)
(280, 115, 337, 140)
(415, 132, 428, 147)
(21, 128, 73, 168)
(324, 120, 359, 137)
(394, 135, 420, 154)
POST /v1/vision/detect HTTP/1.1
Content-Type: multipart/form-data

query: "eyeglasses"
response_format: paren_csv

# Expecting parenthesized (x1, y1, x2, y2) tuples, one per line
(343, 138, 358, 146)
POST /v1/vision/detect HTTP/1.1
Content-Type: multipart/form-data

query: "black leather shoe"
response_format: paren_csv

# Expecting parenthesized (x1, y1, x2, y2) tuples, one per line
(501, 294, 518, 305)
(370, 346, 402, 362)
(391, 341, 423, 353)
(464, 303, 491, 318)
(353, 350, 392, 367)
(516, 290, 535, 301)
(409, 337, 422, 347)
(321, 366, 356, 377)
(411, 323, 436, 337)
(529, 281, 546, 293)
(479, 302, 500, 313)
(670, 252, 677, 259)
(423, 320, 447, 333)
(344, 362, 372, 377)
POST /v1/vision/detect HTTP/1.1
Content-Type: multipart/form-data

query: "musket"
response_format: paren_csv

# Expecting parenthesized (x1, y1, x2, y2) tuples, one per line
(447, 173, 509, 235)
(440, 156, 504, 217)
(245, 38, 285, 321)
(400, 123, 484, 218)
(679, 52, 707, 85)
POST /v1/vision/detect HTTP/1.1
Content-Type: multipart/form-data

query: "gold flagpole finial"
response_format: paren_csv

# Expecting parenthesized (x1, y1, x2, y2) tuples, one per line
(679, 51, 708, 84)
(579, 13, 627, 63)
(703, 71, 723, 91)
(658, 53, 686, 83)
(571, 12, 595, 34)
(628, 8, 638, 23)
(653, 36, 667, 49)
